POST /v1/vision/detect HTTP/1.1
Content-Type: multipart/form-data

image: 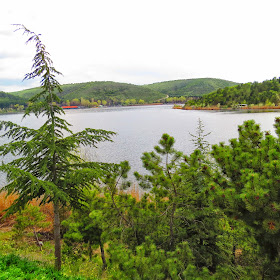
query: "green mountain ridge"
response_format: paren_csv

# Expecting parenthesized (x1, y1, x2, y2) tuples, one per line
(9, 81, 165, 103)
(2, 78, 238, 108)
(144, 78, 239, 97)
(0, 91, 26, 108)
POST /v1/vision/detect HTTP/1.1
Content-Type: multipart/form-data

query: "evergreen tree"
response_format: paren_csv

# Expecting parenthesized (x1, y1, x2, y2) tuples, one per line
(0, 25, 115, 270)
(189, 118, 211, 153)
(135, 134, 237, 273)
(62, 189, 107, 269)
(211, 119, 280, 277)
(62, 162, 130, 269)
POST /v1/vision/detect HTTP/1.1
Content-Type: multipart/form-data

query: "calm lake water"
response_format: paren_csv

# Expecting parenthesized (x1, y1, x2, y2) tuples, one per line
(1, 105, 280, 185)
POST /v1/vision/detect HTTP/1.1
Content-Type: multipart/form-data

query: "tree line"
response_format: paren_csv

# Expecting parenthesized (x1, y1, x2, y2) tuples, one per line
(186, 78, 280, 108)
(0, 91, 26, 109)
(64, 97, 145, 107)
(1, 94, 187, 110)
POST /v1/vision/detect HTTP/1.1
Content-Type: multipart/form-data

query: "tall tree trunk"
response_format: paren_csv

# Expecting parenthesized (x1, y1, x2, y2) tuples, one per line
(88, 242, 92, 260)
(99, 240, 107, 270)
(53, 200, 61, 270)
(169, 202, 176, 250)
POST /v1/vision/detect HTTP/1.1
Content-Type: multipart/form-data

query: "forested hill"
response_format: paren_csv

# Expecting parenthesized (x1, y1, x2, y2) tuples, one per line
(186, 78, 280, 107)
(10, 81, 166, 104)
(9, 78, 238, 103)
(143, 78, 238, 97)
(0, 91, 26, 108)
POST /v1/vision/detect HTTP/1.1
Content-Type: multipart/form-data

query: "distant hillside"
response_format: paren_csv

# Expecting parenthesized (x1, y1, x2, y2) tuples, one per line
(10, 81, 165, 104)
(186, 78, 280, 107)
(0, 91, 27, 108)
(143, 78, 239, 97)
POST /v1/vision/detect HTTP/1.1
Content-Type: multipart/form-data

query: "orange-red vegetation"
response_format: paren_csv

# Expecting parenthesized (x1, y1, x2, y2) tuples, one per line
(0, 191, 54, 229)
(173, 105, 183, 109)
(182, 106, 221, 110)
(268, 221, 276, 230)
(127, 184, 142, 201)
(0, 185, 144, 230)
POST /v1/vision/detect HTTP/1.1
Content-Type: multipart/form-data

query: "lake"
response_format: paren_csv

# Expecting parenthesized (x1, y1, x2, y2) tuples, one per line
(1, 105, 280, 185)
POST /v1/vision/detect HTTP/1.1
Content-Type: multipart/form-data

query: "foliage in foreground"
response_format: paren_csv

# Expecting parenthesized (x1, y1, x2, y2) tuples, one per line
(60, 132, 262, 279)
(107, 238, 259, 280)
(0, 254, 85, 280)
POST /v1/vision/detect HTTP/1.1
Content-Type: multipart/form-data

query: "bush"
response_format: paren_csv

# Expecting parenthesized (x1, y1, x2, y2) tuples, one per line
(0, 254, 85, 279)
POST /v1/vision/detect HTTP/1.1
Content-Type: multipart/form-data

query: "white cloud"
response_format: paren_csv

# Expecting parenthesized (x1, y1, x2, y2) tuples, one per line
(1, 0, 280, 92)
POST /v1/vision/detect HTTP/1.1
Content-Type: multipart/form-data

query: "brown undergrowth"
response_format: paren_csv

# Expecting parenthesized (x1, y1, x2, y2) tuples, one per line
(0, 191, 54, 230)
(126, 184, 143, 201)
(0, 185, 143, 230)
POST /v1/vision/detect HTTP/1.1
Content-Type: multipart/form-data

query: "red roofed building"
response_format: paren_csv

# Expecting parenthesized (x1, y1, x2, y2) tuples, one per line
(61, 106, 78, 109)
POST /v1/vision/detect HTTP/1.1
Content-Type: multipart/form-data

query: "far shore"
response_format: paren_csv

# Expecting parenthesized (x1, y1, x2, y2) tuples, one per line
(174, 105, 280, 111)
(0, 103, 168, 115)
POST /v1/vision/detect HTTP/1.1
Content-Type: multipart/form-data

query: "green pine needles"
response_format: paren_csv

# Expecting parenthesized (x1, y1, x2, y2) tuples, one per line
(189, 118, 211, 152)
(0, 25, 116, 270)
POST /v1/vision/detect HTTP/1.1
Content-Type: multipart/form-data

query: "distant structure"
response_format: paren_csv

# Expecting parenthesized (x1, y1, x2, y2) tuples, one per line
(237, 104, 248, 108)
(61, 106, 78, 109)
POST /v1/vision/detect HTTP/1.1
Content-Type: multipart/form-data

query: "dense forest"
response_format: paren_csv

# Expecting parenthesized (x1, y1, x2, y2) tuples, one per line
(0, 91, 26, 108)
(186, 78, 280, 107)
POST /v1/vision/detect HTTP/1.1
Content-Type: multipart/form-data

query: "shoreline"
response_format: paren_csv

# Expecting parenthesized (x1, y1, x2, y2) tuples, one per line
(174, 105, 280, 111)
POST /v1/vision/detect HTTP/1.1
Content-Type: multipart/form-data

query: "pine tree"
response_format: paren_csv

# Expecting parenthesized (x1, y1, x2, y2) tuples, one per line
(189, 118, 211, 153)
(134, 134, 235, 273)
(0, 25, 115, 270)
(62, 189, 107, 269)
(211, 119, 280, 276)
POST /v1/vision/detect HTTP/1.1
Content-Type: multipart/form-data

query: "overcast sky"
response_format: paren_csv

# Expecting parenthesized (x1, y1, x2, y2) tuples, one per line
(1, 0, 280, 92)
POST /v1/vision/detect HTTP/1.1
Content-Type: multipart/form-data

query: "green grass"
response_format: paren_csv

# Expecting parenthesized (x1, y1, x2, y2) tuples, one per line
(0, 231, 54, 265)
(0, 231, 105, 279)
